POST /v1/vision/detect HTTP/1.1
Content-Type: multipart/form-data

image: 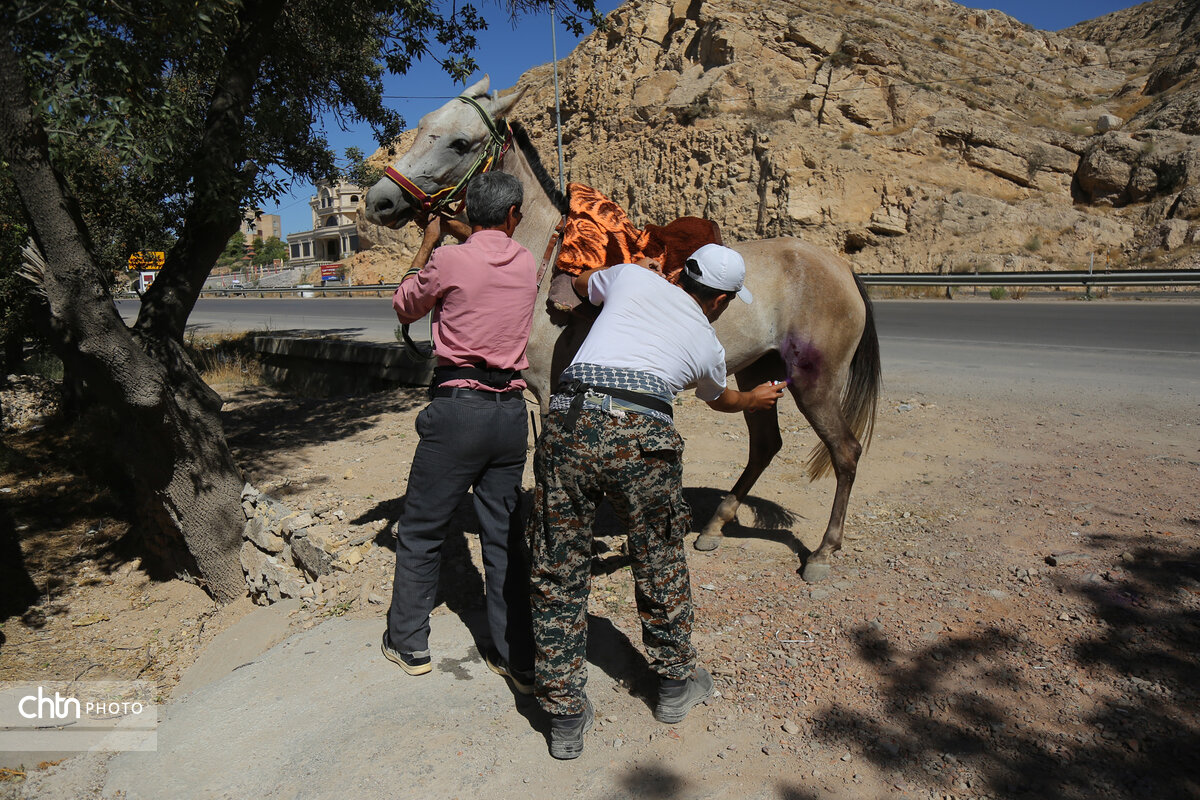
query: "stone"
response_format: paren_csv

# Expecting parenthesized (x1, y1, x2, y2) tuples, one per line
(282, 512, 315, 535)
(277, 578, 307, 599)
(1157, 219, 1189, 250)
(261, 556, 297, 588)
(305, 524, 337, 549)
(244, 516, 285, 554)
(1045, 552, 1092, 567)
(239, 540, 268, 588)
(786, 196, 825, 226)
(1097, 114, 1122, 133)
(869, 206, 908, 236)
(1170, 186, 1200, 220)
(785, 19, 840, 56)
(292, 536, 334, 578)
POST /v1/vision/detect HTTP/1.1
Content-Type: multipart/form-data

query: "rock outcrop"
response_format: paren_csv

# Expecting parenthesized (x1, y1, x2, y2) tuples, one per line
(358, 0, 1200, 276)
(238, 484, 380, 605)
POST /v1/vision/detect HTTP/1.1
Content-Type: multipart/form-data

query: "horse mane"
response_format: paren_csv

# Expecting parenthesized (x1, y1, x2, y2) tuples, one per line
(508, 120, 569, 215)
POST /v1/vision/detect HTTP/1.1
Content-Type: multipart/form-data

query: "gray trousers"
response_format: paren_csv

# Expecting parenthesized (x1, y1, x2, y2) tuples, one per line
(386, 394, 533, 671)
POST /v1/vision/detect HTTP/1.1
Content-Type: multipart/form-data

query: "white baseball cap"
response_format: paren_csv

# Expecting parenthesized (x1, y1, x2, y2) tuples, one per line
(684, 243, 753, 304)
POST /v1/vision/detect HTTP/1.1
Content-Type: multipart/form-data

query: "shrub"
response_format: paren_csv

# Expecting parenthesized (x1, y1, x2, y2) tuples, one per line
(989, 286, 1008, 300)
(185, 332, 262, 388)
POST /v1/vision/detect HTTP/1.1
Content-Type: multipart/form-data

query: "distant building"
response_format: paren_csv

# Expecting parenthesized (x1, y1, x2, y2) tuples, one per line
(285, 180, 365, 268)
(240, 208, 282, 241)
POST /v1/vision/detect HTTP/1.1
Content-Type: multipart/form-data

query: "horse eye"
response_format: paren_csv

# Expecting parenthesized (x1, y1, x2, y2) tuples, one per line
(449, 138, 471, 155)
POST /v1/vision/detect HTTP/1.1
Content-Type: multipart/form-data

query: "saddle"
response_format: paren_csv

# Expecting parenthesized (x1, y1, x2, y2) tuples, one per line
(548, 183, 722, 314)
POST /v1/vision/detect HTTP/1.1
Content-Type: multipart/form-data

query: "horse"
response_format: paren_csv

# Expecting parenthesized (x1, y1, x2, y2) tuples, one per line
(363, 76, 881, 583)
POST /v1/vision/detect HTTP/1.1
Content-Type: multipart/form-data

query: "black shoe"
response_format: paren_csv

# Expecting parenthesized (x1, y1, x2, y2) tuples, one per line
(484, 647, 535, 695)
(549, 696, 594, 760)
(654, 667, 713, 724)
(381, 631, 431, 676)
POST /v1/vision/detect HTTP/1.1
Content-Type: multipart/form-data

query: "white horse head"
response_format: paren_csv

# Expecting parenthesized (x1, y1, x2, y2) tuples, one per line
(363, 75, 526, 228)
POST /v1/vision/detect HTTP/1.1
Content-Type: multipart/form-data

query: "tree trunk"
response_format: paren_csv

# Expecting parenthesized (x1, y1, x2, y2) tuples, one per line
(0, 45, 247, 602)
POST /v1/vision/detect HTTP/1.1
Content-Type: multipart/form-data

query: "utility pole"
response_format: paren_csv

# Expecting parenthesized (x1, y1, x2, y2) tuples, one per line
(551, 2, 565, 194)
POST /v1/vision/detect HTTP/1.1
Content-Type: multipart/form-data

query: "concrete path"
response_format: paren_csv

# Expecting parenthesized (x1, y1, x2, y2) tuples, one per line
(24, 607, 778, 800)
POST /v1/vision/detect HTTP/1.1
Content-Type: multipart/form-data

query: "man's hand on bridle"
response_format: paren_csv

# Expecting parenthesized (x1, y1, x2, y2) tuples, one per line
(416, 211, 470, 244)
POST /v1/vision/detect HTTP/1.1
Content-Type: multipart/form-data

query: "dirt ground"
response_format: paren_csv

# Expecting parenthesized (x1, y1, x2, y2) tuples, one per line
(2, 345, 1198, 798)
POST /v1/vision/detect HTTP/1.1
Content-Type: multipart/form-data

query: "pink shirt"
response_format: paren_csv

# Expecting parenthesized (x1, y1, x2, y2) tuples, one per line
(392, 229, 537, 391)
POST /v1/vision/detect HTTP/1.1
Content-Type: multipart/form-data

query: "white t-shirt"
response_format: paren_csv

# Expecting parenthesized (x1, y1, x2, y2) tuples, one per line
(570, 263, 728, 401)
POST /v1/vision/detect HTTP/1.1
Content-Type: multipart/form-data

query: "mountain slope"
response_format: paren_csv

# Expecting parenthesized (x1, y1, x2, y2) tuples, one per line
(363, 0, 1200, 276)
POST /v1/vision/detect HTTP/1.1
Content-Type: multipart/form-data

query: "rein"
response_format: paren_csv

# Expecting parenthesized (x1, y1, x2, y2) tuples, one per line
(383, 95, 513, 217)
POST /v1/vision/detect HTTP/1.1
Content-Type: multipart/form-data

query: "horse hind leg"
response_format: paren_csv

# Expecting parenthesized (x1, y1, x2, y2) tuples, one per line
(792, 379, 862, 583)
(695, 354, 785, 552)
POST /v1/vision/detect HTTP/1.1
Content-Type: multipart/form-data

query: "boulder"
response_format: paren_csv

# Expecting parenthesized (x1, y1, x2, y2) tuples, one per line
(292, 536, 334, 579)
(1156, 219, 1190, 250)
(244, 515, 285, 554)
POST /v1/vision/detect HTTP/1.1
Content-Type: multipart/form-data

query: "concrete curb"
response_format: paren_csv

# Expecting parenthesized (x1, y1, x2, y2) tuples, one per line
(253, 336, 435, 395)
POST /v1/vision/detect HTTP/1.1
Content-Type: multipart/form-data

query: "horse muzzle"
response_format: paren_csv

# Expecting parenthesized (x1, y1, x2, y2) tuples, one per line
(364, 183, 415, 229)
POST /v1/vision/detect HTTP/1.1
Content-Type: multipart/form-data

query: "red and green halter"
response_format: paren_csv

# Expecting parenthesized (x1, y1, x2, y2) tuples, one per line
(382, 95, 513, 217)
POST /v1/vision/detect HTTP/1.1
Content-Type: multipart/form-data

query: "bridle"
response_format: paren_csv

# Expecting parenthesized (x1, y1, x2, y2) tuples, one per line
(389, 94, 563, 365)
(390, 94, 516, 362)
(382, 95, 513, 217)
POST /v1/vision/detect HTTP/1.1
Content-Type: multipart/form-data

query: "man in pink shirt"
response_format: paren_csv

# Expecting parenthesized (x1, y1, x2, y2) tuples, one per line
(382, 172, 537, 695)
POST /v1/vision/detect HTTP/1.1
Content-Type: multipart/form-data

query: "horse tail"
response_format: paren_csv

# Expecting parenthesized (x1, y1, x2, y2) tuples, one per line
(805, 270, 882, 480)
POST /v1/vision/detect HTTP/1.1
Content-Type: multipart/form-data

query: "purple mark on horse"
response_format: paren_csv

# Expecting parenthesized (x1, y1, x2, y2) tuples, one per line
(782, 335, 823, 387)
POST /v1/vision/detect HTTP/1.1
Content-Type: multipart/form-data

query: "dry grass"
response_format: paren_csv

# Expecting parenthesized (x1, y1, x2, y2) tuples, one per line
(185, 332, 263, 389)
(1110, 94, 1154, 122)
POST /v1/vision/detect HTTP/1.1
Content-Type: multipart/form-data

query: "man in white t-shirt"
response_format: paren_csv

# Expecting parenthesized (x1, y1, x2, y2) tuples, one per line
(528, 244, 785, 759)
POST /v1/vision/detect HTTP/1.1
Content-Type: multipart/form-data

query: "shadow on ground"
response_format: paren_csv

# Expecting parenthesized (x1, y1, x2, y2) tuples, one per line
(684, 486, 805, 553)
(0, 426, 133, 626)
(811, 540, 1200, 799)
(222, 386, 429, 487)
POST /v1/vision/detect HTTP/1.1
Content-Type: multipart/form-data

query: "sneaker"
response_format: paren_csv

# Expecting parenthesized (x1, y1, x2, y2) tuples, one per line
(653, 666, 713, 724)
(381, 631, 431, 676)
(549, 696, 594, 760)
(484, 647, 535, 695)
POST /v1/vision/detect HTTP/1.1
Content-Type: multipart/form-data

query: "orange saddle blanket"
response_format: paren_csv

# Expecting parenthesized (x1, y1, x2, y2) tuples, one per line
(555, 183, 722, 285)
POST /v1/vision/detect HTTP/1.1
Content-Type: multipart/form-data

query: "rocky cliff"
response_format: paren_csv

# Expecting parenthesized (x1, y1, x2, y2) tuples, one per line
(357, 0, 1200, 279)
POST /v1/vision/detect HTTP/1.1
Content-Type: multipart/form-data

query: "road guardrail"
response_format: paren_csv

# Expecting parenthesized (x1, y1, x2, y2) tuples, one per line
(172, 269, 1200, 299)
(856, 269, 1200, 287)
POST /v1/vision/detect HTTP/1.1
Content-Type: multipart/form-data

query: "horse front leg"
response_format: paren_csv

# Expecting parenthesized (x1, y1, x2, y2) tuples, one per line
(695, 358, 784, 551)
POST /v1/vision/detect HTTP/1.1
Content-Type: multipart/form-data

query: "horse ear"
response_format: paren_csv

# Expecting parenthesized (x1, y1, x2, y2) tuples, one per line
(461, 74, 491, 99)
(489, 85, 527, 120)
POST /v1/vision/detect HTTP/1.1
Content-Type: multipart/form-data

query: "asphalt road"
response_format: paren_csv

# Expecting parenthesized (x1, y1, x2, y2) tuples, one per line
(116, 295, 1200, 351)
(115, 295, 1200, 402)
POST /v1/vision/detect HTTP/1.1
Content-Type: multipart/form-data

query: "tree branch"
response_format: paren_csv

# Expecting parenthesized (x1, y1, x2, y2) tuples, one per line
(136, 0, 289, 342)
(0, 41, 163, 410)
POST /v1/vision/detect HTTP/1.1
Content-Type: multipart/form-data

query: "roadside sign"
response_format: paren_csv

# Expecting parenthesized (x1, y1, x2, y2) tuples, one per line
(320, 264, 341, 280)
(127, 251, 165, 271)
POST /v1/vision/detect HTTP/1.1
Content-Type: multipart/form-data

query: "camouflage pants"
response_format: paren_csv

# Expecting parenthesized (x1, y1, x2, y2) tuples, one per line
(527, 406, 696, 716)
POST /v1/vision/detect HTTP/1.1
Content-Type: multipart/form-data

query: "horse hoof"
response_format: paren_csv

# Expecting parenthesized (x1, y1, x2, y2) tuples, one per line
(801, 561, 831, 583)
(694, 533, 723, 552)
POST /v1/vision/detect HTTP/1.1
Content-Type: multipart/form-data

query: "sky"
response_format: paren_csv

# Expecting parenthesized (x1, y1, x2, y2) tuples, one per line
(266, 0, 1144, 238)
